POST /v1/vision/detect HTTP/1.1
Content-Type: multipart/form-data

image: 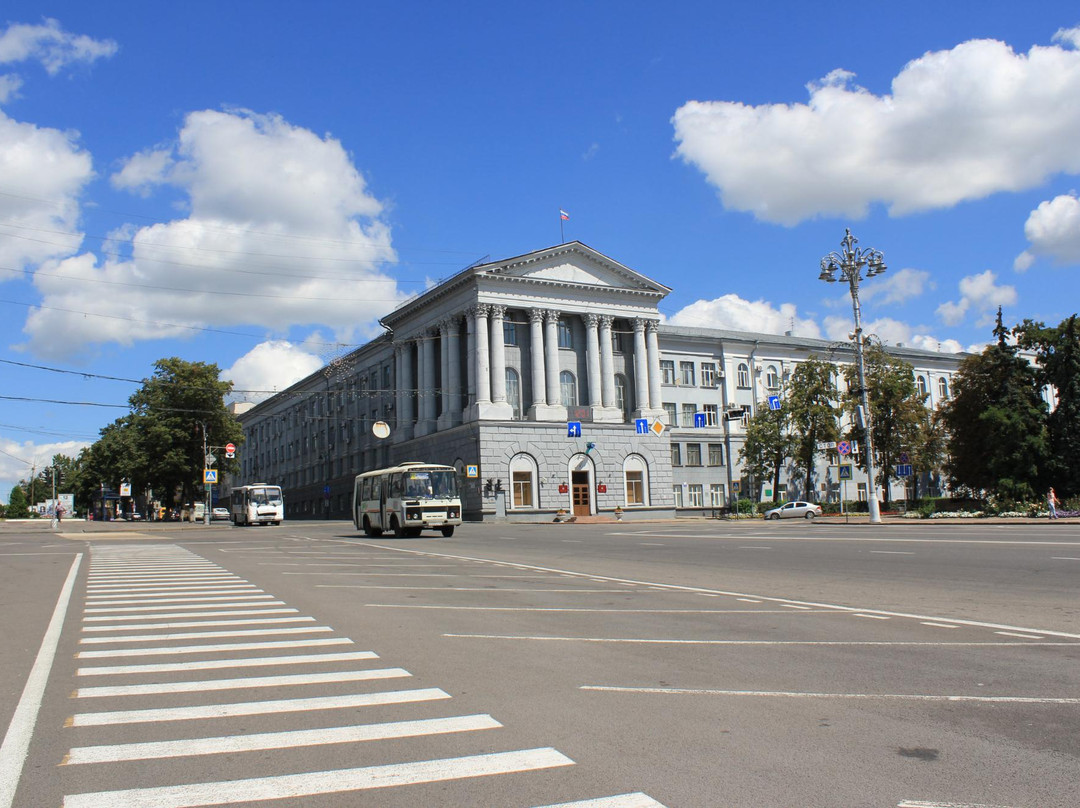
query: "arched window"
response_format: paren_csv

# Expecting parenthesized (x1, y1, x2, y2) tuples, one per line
(623, 454, 649, 506)
(614, 374, 628, 417)
(560, 371, 577, 407)
(766, 365, 779, 390)
(737, 363, 750, 389)
(938, 377, 949, 399)
(509, 453, 538, 509)
(917, 375, 927, 397)
(505, 368, 521, 419)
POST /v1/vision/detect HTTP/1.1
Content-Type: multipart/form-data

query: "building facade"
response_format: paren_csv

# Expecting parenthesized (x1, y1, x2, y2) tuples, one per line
(232, 243, 961, 521)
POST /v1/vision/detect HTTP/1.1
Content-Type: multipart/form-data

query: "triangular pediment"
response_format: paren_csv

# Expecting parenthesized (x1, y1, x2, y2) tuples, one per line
(478, 242, 670, 295)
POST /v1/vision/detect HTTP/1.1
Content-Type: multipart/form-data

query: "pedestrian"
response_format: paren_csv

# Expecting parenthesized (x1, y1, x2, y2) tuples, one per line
(56, 505, 63, 524)
(1047, 487, 1059, 520)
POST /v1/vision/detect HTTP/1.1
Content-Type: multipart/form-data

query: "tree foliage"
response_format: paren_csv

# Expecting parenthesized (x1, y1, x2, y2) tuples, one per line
(786, 356, 840, 502)
(943, 309, 1049, 503)
(1014, 314, 1080, 498)
(7, 484, 30, 519)
(740, 404, 795, 504)
(843, 340, 926, 508)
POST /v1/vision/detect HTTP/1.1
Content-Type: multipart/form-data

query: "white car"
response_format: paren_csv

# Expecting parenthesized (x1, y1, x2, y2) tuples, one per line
(764, 501, 822, 520)
(211, 507, 231, 521)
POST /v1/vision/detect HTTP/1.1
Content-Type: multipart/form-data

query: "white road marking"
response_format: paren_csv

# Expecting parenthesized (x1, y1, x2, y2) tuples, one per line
(346, 543, 1080, 640)
(737, 598, 762, 603)
(86, 594, 275, 606)
(85, 600, 283, 614)
(994, 631, 1044, 639)
(82, 616, 315, 631)
(0, 554, 81, 808)
(318, 585, 631, 592)
(74, 667, 411, 698)
(444, 634, 1078, 647)
(78, 651, 380, 676)
(1051, 556, 1080, 560)
(62, 747, 574, 807)
(67, 687, 451, 726)
(853, 614, 891, 620)
(580, 685, 1080, 704)
(86, 588, 260, 599)
(898, 801, 1021, 808)
(920, 622, 960, 629)
(870, 550, 915, 555)
(63, 714, 502, 764)
(76, 637, 352, 658)
(533, 794, 667, 807)
(282, 572, 454, 576)
(782, 604, 812, 610)
(365, 605, 828, 613)
(738, 546, 772, 550)
(78, 626, 333, 644)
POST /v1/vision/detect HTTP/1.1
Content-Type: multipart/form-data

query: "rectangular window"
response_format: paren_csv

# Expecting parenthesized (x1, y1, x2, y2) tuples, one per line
(558, 318, 573, 348)
(708, 443, 724, 466)
(512, 471, 533, 508)
(857, 482, 868, 502)
(661, 360, 675, 385)
(672, 485, 683, 508)
(663, 402, 677, 426)
(671, 443, 682, 467)
(710, 483, 726, 507)
(680, 361, 695, 386)
(686, 443, 702, 466)
(688, 484, 704, 507)
(625, 471, 644, 505)
(703, 404, 719, 426)
(682, 403, 697, 427)
(701, 363, 717, 387)
(504, 321, 519, 346)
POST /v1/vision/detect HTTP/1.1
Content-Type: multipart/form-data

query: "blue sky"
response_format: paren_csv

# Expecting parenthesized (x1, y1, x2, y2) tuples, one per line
(2, 2, 1079, 501)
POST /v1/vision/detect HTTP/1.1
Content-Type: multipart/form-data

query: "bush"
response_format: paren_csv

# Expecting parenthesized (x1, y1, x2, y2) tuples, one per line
(736, 498, 757, 516)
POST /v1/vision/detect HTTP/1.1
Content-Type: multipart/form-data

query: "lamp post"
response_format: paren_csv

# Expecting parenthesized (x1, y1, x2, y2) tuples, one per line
(819, 228, 886, 525)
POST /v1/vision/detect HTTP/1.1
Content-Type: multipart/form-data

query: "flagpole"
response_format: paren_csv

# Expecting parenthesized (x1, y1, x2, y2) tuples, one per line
(560, 214, 564, 244)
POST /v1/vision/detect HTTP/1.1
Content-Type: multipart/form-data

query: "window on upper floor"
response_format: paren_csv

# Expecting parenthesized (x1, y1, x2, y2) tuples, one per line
(506, 368, 522, 419)
(560, 371, 578, 407)
(504, 321, 519, 346)
(663, 402, 677, 426)
(661, 360, 675, 385)
(917, 375, 928, 397)
(557, 318, 574, 349)
(701, 363, 717, 387)
(938, 377, 949, 399)
(615, 374, 628, 416)
(686, 443, 702, 466)
(682, 403, 697, 427)
(680, 361, 695, 386)
(703, 404, 719, 426)
(766, 365, 779, 390)
(737, 363, 750, 388)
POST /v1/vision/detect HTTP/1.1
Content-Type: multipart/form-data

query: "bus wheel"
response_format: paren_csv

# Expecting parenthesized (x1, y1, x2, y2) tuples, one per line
(363, 517, 381, 537)
(441, 526, 455, 538)
(391, 516, 406, 538)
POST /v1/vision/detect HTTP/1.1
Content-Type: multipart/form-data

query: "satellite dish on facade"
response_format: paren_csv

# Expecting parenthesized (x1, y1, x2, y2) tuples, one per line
(372, 421, 391, 439)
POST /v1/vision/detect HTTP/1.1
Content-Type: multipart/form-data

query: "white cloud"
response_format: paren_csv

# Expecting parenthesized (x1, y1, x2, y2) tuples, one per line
(0, 436, 90, 506)
(1014, 193, 1080, 269)
(22, 108, 404, 359)
(0, 108, 91, 272)
(856, 268, 931, 306)
(668, 294, 823, 338)
(935, 270, 1017, 326)
(220, 341, 323, 404)
(823, 314, 964, 353)
(0, 74, 22, 103)
(673, 30, 1080, 225)
(0, 18, 117, 75)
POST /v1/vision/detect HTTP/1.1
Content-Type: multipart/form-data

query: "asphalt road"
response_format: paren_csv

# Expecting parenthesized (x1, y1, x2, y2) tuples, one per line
(1, 517, 1078, 807)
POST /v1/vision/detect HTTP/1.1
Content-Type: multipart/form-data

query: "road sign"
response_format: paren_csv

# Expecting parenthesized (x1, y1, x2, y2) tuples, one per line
(466, 464, 478, 478)
(203, 469, 218, 484)
(899, 452, 909, 464)
(768, 395, 781, 411)
(896, 464, 913, 477)
(838, 464, 853, 480)
(837, 440, 851, 456)
(205, 453, 216, 465)
(732, 481, 741, 493)
(225, 442, 236, 458)
(650, 419, 665, 437)
(635, 418, 650, 435)
(694, 412, 706, 428)
(567, 421, 582, 438)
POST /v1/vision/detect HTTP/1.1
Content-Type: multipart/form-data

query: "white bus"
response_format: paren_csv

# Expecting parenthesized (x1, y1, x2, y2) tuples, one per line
(231, 483, 284, 526)
(353, 462, 461, 537)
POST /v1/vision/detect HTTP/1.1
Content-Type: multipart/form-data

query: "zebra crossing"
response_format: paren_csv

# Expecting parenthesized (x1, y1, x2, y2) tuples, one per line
(60, 544, 664, 807)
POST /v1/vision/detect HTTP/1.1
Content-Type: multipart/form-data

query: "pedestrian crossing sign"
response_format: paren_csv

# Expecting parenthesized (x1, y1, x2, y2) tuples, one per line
(204, 469, 218, 484)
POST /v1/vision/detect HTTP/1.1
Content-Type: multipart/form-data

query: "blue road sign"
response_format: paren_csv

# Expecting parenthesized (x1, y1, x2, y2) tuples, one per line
(203, 469, 217, 484)
(768, 395, 781, 411)
(837, 440, 851, 456)
(838, 464, 853, 480)
(899, 452, 910, 464)
(567, 422, 582, 438)
(635, 418, 650, 435)
(896, 464, 913, 477)
(694, 412, 706, 428)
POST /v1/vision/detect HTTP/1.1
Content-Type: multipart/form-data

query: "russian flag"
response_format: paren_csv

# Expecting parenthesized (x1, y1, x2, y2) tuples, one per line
(559, 209, 570, 220)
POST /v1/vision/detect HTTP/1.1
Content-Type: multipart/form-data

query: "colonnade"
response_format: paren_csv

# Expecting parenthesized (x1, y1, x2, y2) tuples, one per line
(393, 305, 664, 437)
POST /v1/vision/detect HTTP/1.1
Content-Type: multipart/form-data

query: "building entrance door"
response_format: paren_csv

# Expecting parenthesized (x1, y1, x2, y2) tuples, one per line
(572, 471, 591, 517)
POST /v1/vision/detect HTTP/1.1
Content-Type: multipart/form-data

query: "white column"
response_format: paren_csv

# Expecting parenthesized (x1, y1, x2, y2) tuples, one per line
(475, 305, 491, 405)
(399, 339, 415, 439)
(489, 305, 507, 404)
(529, 308, 546, 407)
(464, 309, 476, 419)
(646, 319, 662, 412)
(437, 320, 451, 429)
(632, 317, 649, 418)
(595, 314, 620, 422)
(584, 313, 602, 408)
(544, 310, 561, 406)
(447, 316, 462, 423)
(419, 327, 437, 435)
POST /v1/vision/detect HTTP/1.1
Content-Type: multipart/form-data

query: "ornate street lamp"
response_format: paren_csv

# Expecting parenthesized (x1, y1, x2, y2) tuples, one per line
(819, 228, 886, 525)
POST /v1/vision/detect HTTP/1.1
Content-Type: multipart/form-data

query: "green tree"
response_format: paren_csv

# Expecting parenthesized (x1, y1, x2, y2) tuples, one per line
(1015, 313, 1080, 498)
(908, 407, 948, 501)
(740, 403, 795, 504)
(843, 341, 927, 508)
(7, 484, 30, 519)
(943, 309, 1049, 504)
(786, 356, 840, 502)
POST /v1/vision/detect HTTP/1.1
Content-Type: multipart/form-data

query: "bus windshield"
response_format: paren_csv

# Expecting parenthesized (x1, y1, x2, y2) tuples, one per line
(401, 470, 457, 500)
(250, 487, 282, 505)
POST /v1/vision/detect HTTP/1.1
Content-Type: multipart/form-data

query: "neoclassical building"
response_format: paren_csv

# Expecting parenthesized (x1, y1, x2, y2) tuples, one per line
(232, 242, 962, 521)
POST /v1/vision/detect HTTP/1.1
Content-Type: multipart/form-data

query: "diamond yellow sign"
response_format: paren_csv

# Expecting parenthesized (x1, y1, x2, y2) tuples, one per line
(650, 419, 665, 437)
